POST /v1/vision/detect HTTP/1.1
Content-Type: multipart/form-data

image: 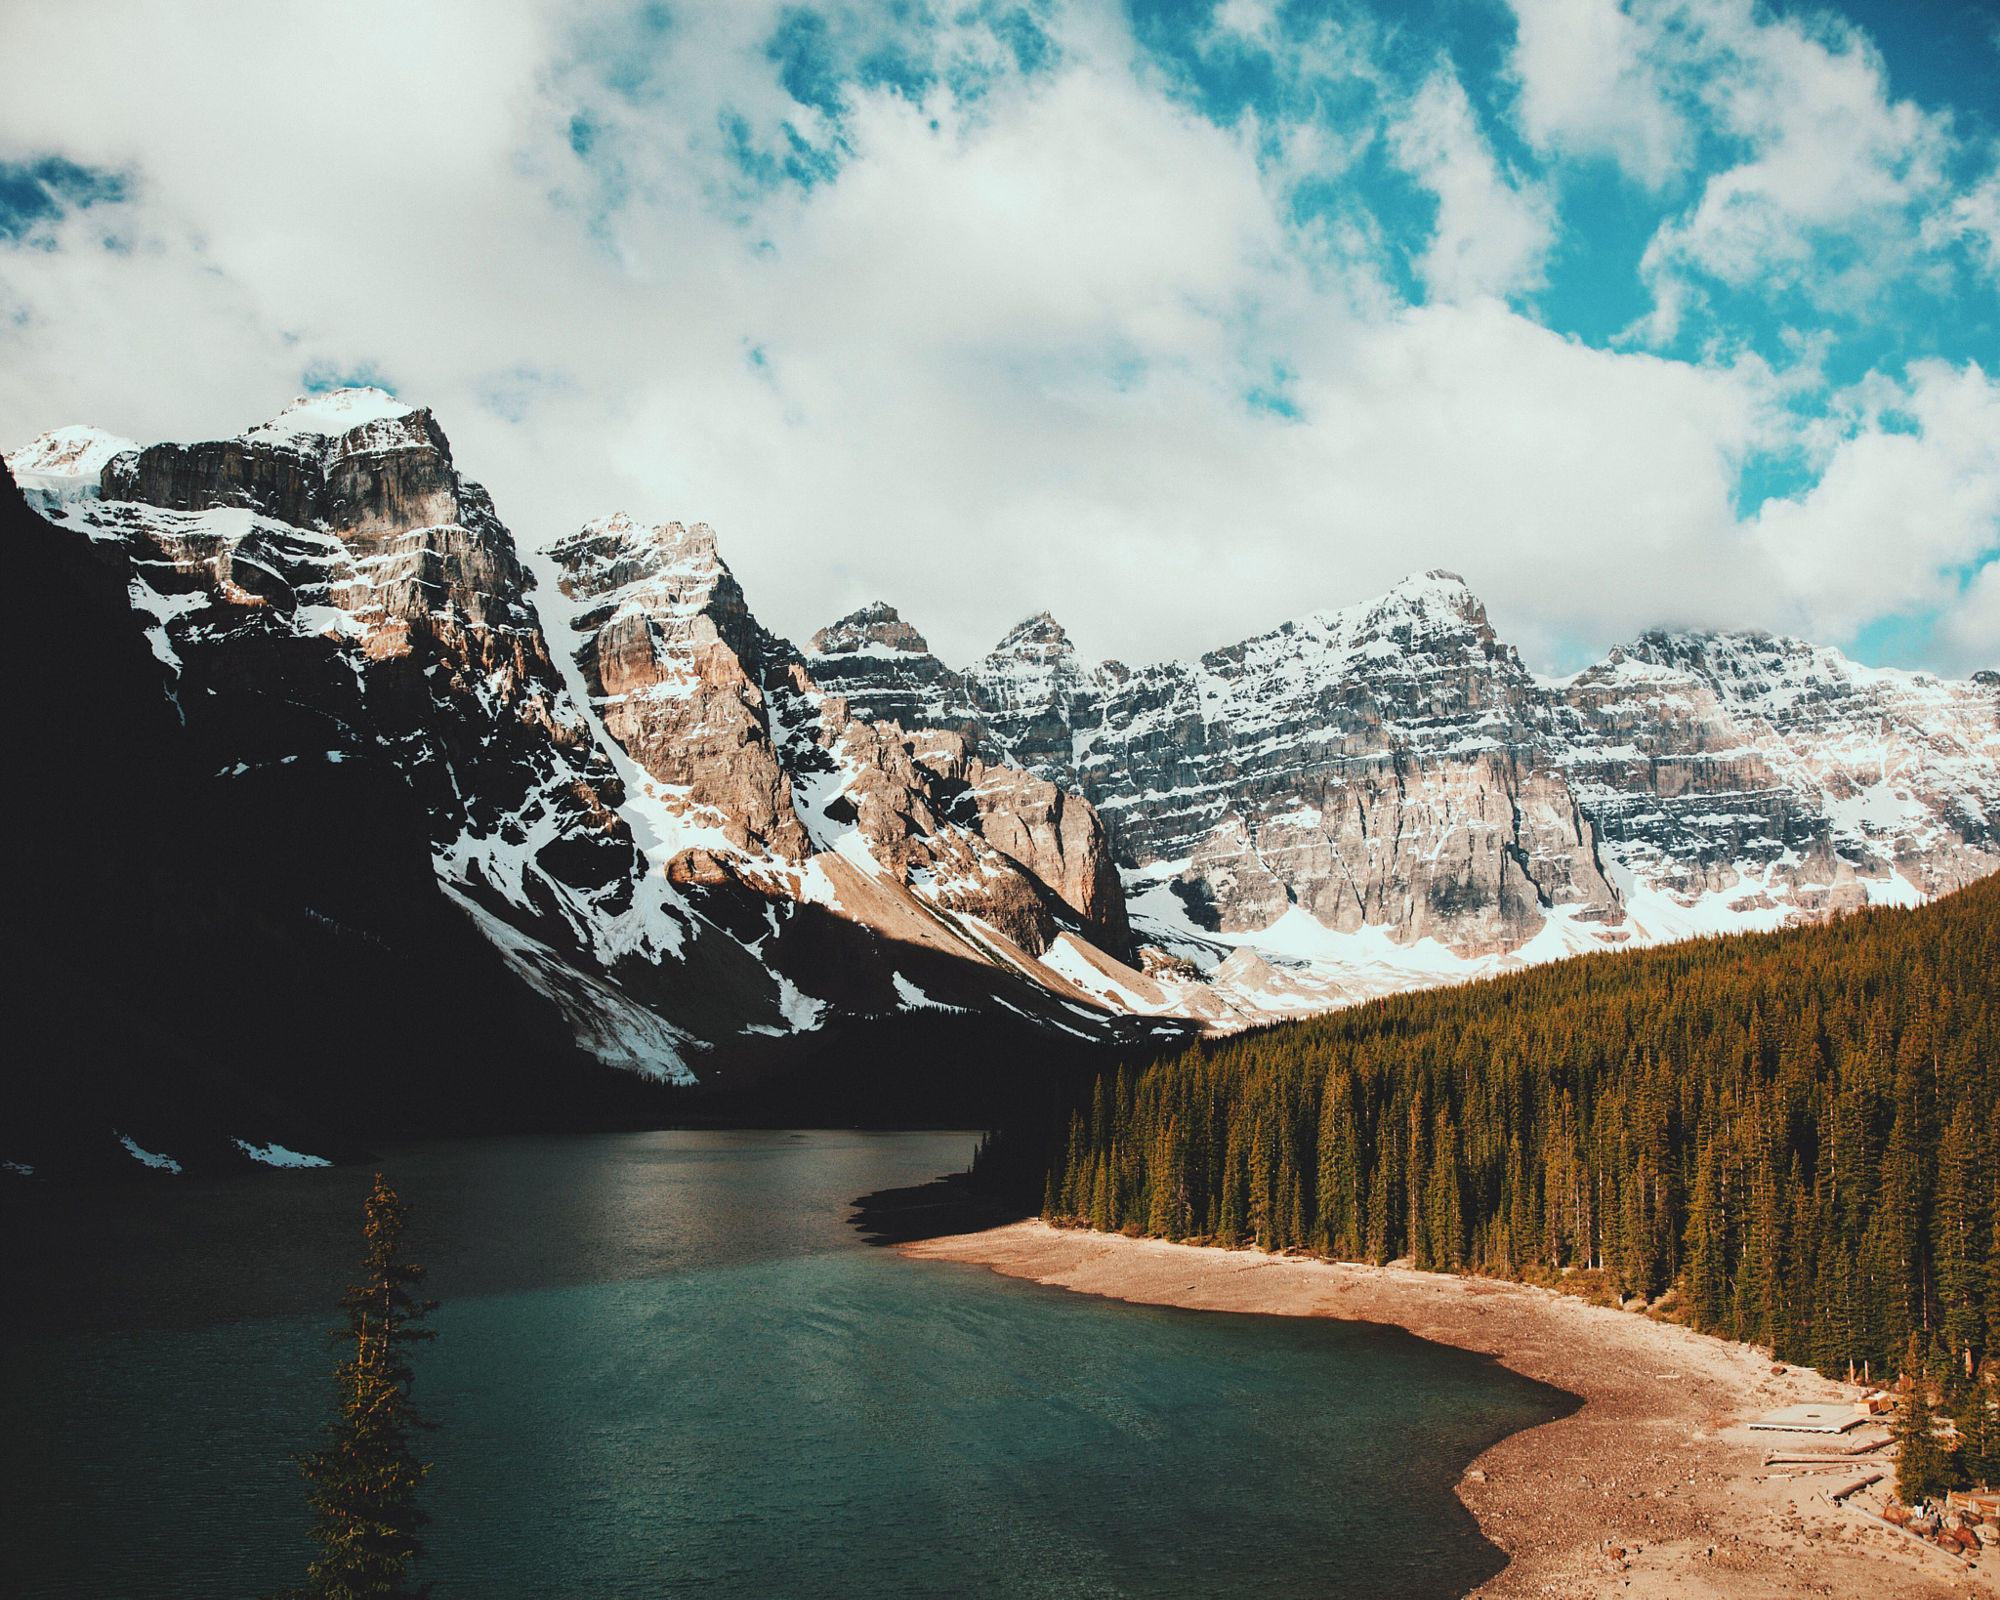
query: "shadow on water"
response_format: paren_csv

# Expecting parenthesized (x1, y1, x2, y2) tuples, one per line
(847, 1171, 1035, 1245)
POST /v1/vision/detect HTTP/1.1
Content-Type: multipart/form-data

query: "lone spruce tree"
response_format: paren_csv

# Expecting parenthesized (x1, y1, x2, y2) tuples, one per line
(1893, 1373, 1951, 1507)
(279, 1175, 438, 1600)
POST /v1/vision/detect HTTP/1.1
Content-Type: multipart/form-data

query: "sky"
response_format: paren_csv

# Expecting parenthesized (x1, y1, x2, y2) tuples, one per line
(3, 0, 1999, 677)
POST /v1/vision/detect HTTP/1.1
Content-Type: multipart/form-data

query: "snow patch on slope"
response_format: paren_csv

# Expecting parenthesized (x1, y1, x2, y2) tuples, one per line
(443, 885, 698, 1083)
(116, 1133, 181, 1173)
(892, 971, 964, 1012)
(775, 971, 828, 1031)
(234, 1139, 332, 1169)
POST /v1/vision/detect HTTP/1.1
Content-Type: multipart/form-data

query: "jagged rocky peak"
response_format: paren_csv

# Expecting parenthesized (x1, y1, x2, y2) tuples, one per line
(988, 610, 1074, 666)
(973, 611, 1095, 775)
(60, 384, 576, 708)
(1612, 627, 1836, 691)
(1352, 569, 1500, 648)
(1194, 571, 1520, 704)
(547, 513, 772, 683)
(804, 598, 990, 744)
(978, 611, 1084, 710)
(96, 386, 482, 558)
(545, 512, 1131, 950)
(549, 513, 730, 607)
(810, 601, 929, 657)
(548, 512, 805, 859)
(1276, 570, 1516, 682)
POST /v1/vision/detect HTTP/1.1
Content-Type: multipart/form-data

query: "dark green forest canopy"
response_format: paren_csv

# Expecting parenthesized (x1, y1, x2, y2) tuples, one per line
(1031, 873, 2000, 1413)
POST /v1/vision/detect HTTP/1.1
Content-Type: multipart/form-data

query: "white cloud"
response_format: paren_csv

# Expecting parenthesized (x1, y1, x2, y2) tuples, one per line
(1389, 66, 1556, 302)
(1636, 2, 1952, 339)
(1750, 361, 2000, 646)
(1653, 9, 1947, 306)
(0, 0, 1991, 685)
(1939, 559, 2000, 674)
(1946, 167, 2000, 281)
(1509, 0, 1976, 342)
(1507, 0, 1692, 189)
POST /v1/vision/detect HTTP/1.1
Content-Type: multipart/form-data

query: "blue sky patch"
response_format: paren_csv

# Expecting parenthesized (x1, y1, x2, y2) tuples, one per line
(0, 157, 128, 244)
(303, 360, 396, 397)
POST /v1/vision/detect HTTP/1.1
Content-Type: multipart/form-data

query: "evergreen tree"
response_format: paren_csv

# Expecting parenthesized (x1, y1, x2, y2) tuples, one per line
(1892, 1375, 1951, 1506)
(278, 1175, 438, 1600)
(1952, 1371, 1999, 1491)
(1684, 1135, 1729, 1328)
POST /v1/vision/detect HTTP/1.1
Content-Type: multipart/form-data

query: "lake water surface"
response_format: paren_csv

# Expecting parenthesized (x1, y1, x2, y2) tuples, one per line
(1, 1131, 1574, 1598)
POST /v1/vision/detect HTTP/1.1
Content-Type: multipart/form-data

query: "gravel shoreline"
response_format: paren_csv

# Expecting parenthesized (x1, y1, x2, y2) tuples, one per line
(902, 1220, 1996, 1599)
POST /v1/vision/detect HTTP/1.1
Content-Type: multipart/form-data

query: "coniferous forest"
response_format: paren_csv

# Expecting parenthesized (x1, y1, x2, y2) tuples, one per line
(1021, 873, 2000, 1479)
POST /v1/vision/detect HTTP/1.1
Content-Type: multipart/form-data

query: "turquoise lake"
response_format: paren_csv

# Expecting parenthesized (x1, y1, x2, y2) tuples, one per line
(1, 1130, 1575, 1597)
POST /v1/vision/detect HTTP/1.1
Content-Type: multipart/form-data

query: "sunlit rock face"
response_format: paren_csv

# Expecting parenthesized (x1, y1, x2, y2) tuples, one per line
(553, 515, 810, 861)
(806, 571, 2000, 959)
(548, 523, 1130, 956)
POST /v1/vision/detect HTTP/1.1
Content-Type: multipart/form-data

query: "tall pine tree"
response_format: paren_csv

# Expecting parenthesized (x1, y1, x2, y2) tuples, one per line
(278, 1175, 438, 1600)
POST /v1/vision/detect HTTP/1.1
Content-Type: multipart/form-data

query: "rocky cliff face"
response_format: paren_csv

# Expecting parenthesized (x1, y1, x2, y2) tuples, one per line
(804, 571, 2000, 990)
(1550, 631, 2000, 911)
(541, 520, 1128, 954)
(7, 391, 1160, 1139)
(10, 384, 1997, 1141)
(89, 392, 650, 942)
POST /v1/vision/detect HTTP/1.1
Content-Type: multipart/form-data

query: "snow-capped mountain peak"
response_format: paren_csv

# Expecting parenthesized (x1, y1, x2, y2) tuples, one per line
(4, 423, 139, 478)
(1303, 568, 1500, 656)
(246, 386, 416, 444)
(809, 602, 930, 657)
(4, 424, 141, 508)
(13, 385, 1998, 1100)
(987, 611, 1074, 664)
(805, 566, 1997, 1012)
(1374, 567, 1478, 610)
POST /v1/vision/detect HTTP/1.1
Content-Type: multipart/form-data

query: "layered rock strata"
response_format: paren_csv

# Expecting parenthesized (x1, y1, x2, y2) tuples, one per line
(805, 573, 2000, 961)
(13, 383, 1997, 1087)
(9, 390, 1155, 1100)
(545, 517, 1128, 954)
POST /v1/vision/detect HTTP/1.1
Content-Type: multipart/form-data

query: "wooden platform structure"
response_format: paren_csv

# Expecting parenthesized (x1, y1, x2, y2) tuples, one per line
(1746, 1403, 1867, 1434)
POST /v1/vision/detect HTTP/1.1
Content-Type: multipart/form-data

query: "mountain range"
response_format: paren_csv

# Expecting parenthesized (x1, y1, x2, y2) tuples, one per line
(5, 387, 1996, 1170)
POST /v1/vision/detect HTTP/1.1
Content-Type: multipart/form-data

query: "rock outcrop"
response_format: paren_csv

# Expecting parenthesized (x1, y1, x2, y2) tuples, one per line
(541, 517, 1130, 955)
(805, 571, 2000, 970)
(10, 383, 1997, 1124)
(9, 390, 1161, 1116)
